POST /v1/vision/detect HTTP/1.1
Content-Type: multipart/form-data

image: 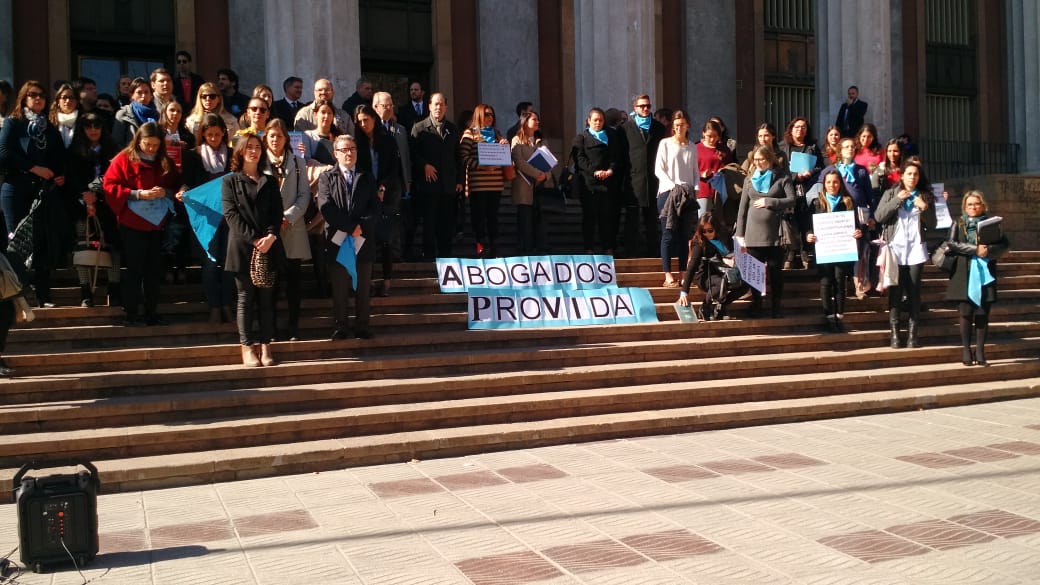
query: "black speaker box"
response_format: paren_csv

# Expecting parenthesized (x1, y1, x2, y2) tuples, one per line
(12, 461, 100, 573)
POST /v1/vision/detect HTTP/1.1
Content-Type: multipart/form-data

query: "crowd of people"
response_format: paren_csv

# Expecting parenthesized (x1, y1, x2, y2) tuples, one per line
(0, 61, 1009, 371)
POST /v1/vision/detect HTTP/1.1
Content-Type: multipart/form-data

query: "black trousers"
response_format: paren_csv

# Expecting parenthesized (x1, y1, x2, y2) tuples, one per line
(469, 190, 501, 247)
(818, 261, 853, 315)
(746, 245, 785, 313)
(234, 272, 276, 345)
(119, 226, 163, 317)
(327, 255, 373, 331)
(888, 263, 924, 319)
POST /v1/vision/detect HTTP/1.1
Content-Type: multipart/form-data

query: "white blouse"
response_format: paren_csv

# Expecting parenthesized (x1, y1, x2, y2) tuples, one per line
(654, 139, 699, 194)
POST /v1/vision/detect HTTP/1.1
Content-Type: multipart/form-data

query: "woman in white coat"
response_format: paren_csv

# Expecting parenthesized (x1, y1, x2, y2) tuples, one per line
(264, 119, 311, 340)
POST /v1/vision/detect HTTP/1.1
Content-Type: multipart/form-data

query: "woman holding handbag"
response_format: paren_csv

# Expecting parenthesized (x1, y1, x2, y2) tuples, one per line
(943, 191, 1009, 365)
(222, 132, 285, 366)
(66, 113, 121, 307)
(875, 160, 936, 348)
(678, 212, 749, 321)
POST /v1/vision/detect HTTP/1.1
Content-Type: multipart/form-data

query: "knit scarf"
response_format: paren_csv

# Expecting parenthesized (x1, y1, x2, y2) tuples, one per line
(750, 169, 773, 193)
(963, 214, 982, 245)
(131, 100, 160, 124)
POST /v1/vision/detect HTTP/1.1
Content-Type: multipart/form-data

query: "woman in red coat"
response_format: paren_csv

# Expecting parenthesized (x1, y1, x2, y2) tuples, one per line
(103, 122, 181, 326)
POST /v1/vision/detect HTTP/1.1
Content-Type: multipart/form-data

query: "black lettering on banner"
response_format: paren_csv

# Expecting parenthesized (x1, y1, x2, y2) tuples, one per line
(509, 262, 531, 285)
(589, 295, 611, 317)
(486, 265, 508, 286)
(596, 262, 615, 284)
(471, 296, 491, 320)
(568, 296, 587, 320)
(442, 265, 464, 288)
(553, 262, 573, 283)
(542, 296, 563, 319)
(613, 294, 635, 317)
(575, 262, 596, 283)
(519, 296, 542, 320)
(532, 262, 553, 285)
(466, 265, 486, 286)
(496, 296, 518, 321)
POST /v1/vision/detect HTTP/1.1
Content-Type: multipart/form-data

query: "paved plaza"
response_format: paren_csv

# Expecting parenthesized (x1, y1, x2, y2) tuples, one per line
(3, 397, 1040, 584)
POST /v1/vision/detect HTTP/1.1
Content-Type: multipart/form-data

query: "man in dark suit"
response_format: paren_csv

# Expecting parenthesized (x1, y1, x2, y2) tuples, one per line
(317, 135, 380, 340)
(619, 93, 667, 257)
(271, 76, 306, 128)
(172, 50, 205, 109)
(835, 85, 868, 137)
(409, 92, 461, 259)
(396, 80, 427, 132)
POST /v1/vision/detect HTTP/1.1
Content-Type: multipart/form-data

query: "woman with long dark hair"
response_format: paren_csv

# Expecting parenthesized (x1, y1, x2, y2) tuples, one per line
(354, 104, 400, 294)
(103, 122, 181, 326)
(654, 109, 698, 288)
(112, 77, 159, 147)
(875, 160, 936, 348)
(49, 83, 80, 148)
(678, 212, 748, 321)
(805, 170, 863, 332)
(223, 132, 285, 366)
(0, 80, 67, 306)
(66, 112, 121, 307)
(511, 110, 556, 255)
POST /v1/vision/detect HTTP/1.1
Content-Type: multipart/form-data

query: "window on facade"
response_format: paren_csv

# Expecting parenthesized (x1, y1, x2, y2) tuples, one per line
(925, 0, 976, 143)
(359, 0, 434, 110)
(763, 0, 816, 134)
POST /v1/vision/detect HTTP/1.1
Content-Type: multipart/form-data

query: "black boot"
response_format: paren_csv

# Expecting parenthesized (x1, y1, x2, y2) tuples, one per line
(975, 319, 989, 366)
(889, 311, 900, 349)
(80, 285, 94, 308)
(907, 319, 921, 348)
(959, 316, 973, 365)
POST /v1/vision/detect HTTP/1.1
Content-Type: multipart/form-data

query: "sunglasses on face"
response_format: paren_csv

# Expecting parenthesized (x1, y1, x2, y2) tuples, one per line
(201, 94, 218, 100)
(26, 92, 44, 99)
(248, 106, 268, 113)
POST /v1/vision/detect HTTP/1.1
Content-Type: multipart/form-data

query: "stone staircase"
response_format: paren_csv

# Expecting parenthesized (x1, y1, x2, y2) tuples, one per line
(1, 208, 1038, 492)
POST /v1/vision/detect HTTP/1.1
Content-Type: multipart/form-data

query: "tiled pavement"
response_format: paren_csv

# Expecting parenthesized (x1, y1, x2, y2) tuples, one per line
(3, 398, 1040, 584)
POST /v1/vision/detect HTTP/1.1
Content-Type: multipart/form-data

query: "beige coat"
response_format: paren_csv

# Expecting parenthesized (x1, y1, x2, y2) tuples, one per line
(510, 137, 557, 206)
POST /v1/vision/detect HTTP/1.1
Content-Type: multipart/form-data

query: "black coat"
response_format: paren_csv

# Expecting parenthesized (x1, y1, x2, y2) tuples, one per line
(354, 129, 400, 187)
(410, 116, 460, 196)
(396, 100, 428, 132)
(272, 98, 307, 128)
(317, 166, 380, 262)
(836, 100, 868, 137)
(0, 116, 66, 183)
(620, 118, 667, 207)
(574, 129, 627, 196)
(943, 218, 1010, 305)
(221, 172, 285, 274)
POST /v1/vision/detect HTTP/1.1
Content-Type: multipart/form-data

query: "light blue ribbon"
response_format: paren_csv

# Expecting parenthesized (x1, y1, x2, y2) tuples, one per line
(967, 256, 994, 307)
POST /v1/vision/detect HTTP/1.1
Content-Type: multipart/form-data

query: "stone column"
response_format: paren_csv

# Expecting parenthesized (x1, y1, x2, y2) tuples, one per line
(0, 0, 13, 83)
(1007, 0, 1040, 172)
(229, 0, 362, 103)
(816, 1, 898, 141)
(572, 0, 656, 130)
(478, 0, 540, 134)
(684, 0, 737, 130)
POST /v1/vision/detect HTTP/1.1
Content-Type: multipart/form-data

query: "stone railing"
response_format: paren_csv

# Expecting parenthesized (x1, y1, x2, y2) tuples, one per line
(920, 139, 1021, 181)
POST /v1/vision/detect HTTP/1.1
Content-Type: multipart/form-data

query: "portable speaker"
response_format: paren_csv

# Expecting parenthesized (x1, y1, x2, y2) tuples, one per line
(12, 461, 100, 574)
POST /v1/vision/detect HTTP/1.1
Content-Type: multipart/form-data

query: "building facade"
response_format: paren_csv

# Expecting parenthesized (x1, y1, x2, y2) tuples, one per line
(4, 0, 1038, 174)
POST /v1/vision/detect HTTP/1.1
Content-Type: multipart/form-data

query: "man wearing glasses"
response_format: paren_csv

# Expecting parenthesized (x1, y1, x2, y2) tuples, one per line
(294, 78, 354, 136)
(317, 135, 379, 341)
(172, 50, 205, 109)
(620, 93, 667, 258)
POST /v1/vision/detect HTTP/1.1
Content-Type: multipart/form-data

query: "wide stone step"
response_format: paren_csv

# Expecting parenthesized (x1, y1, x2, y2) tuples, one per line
(3, 373, 1037, 493)
(3, 337, 1038, 439)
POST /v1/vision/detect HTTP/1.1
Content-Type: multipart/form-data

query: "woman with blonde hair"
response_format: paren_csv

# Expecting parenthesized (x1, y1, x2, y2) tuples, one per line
(944, 191, 1009, 365)
(459, 103, 509, 257)
(185, 82, 239, 136)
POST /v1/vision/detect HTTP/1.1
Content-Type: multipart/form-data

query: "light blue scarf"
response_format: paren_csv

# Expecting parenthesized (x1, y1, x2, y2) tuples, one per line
(708, 239, 729, 256)
(903, 189, 918, 211)
(750, 169, 773, 193)
(589, 128, 608, 145)
(837, 162, 855, 184)
(479, 126, 496, 143)
(634, 114, 651, 131)
(825, 193, 842, 212)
